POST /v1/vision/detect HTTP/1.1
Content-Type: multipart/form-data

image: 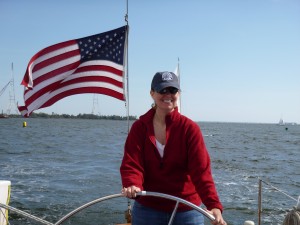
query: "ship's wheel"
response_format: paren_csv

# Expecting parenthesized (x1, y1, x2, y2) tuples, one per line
(54, 191, 215, 225)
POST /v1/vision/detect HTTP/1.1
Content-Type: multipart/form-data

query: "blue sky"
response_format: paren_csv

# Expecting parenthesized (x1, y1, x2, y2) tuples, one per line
(0, 0, 299, 123)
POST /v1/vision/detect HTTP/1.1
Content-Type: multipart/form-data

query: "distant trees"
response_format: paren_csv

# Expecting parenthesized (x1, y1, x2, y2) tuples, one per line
(7, 112, 137, 120)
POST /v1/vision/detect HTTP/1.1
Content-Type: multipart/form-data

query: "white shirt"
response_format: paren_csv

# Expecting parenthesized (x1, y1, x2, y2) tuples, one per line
(156, 139, 165, 157)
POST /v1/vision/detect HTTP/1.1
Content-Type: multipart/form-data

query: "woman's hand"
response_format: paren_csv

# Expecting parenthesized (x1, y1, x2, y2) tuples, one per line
(121, 185, 141, 198)
(209, 208, 227, 225)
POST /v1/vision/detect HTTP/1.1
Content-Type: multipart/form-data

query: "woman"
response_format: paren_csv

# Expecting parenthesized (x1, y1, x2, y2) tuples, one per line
(120, 71, 226, 225)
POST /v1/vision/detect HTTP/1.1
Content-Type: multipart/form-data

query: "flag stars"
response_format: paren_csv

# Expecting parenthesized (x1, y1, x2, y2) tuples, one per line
(78, 27, 126, 63)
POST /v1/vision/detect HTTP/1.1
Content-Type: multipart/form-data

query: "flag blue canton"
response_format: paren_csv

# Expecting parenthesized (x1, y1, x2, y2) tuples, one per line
(77, 26, 126, 64)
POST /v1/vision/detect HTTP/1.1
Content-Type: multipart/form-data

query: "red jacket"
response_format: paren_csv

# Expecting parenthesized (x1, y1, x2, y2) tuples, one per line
(120, 108, 223, 212)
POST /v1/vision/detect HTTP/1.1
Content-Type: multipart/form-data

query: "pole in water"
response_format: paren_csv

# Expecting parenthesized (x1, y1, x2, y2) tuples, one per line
(23, 121, 27, 127)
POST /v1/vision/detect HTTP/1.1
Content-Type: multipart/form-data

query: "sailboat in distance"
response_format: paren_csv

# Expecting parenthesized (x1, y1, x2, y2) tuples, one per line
(278, 118, 284, 125)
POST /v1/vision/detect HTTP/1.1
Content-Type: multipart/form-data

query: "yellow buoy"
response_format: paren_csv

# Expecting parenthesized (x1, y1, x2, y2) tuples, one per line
(23, 121, 27, 127)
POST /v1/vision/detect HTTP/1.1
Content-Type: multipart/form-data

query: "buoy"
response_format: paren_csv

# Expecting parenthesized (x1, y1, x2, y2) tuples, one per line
(244, 221, 255, 225)
(23, 121, 27, 127)
(0, 180, 11, 225)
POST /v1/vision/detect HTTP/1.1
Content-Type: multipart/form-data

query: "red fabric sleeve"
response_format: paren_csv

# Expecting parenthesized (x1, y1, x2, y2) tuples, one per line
(187, 122, 223, 211)
(120, 120, 145, 190)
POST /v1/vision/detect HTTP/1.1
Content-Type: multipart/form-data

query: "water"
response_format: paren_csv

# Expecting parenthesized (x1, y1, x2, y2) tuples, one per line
(1, 118, 299, 225)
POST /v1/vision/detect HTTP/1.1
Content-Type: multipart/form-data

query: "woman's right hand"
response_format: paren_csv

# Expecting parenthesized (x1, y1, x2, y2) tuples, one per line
(121, 185, 141, 198)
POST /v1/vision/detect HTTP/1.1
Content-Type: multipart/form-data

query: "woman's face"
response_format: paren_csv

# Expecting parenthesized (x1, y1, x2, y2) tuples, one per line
(151, 87, 180, 112)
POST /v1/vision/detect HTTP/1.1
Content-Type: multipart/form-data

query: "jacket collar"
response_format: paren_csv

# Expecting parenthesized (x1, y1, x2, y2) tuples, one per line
(139, 107, 180, 125)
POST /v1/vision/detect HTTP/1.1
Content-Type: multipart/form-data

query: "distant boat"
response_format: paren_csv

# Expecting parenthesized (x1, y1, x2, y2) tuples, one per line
(278, 118, 284, 125)
(0, 110, 9, 119)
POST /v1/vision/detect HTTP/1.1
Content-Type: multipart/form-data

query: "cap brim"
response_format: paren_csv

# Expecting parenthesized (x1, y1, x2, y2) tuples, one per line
(154, 83, 180, 92)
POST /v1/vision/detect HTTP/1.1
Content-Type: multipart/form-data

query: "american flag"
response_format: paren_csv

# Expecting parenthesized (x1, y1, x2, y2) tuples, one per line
(18, 26, 128, 117)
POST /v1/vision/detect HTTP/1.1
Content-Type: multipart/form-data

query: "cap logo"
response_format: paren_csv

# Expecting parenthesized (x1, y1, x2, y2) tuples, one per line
(162, 72, 173, 81)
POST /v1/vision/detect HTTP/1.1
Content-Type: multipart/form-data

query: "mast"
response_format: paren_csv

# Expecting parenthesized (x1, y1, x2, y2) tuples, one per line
(7, 62, 18, 115)
(174, 58, 181, 114)
(91, 94, 99, 115)
(125, 0, 130, 133)
(124, 1, 133, 222)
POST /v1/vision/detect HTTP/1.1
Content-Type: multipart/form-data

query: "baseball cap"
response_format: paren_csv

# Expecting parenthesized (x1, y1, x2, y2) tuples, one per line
(151, 71, 180, 92)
